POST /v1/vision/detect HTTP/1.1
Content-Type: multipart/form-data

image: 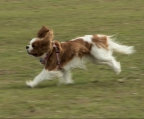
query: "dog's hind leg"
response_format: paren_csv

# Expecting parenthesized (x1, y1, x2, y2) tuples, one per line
(109, 57, 121, 74)
(94, 58, 121, 74)
(91, 46, 121, 74)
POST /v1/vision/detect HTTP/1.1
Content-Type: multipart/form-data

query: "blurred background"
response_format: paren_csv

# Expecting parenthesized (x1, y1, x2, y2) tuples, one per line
(0, 0, 144, 118)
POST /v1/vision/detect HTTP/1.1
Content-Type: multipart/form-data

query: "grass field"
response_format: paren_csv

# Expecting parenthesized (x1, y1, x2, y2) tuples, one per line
(0, 0, 144, 118)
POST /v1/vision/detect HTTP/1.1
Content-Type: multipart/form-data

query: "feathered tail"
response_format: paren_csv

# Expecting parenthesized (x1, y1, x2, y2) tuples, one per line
(108, 35, 135, 55)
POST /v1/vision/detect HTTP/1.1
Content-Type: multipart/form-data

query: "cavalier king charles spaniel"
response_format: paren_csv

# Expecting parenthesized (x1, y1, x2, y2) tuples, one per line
(26, 26, 135, 87)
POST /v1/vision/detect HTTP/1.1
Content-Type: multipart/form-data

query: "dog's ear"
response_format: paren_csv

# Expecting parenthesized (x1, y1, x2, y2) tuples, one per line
(42, 29, 54, 43)
(37, 26, 50, 38)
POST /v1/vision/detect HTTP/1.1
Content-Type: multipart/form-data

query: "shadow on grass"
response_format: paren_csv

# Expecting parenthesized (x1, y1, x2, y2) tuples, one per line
(0, 83, 57, 90)
(0, 79, 125, 90)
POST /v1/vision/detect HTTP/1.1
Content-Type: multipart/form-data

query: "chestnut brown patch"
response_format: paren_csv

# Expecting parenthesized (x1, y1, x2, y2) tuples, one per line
(92, 35, 108, 49)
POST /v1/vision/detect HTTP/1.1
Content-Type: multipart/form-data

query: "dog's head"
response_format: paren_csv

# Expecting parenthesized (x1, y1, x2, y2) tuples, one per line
(26, 26, 54, 57)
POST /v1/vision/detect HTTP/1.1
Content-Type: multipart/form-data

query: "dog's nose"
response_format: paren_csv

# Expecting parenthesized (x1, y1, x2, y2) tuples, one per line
(26, 46, 29, 49)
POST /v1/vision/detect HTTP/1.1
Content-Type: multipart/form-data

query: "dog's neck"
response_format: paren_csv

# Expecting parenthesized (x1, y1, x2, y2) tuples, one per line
(40, 53, 47, 59)
(38, 41, 62, 69)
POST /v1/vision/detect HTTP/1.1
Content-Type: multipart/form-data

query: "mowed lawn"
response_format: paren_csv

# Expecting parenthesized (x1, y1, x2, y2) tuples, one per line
(0, 0, 144, 118)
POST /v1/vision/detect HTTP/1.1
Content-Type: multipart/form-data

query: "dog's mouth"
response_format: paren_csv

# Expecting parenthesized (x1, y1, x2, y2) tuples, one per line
(27, 50, 38, 57)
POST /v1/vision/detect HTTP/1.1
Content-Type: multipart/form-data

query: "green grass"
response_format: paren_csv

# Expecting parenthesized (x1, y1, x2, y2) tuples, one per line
(0, 0, 144, 118)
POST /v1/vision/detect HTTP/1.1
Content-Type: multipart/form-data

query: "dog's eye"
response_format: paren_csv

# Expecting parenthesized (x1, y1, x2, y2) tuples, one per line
(32, 44, 37, 48)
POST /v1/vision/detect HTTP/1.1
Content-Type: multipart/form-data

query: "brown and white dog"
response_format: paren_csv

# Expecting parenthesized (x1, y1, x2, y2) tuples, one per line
(26, 26, 135, 87)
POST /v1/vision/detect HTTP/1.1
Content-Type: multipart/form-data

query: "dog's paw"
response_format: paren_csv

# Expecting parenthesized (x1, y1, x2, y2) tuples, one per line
(57, 80, 75, 86)
(116, 62, 121, 75)
(26, 80, 35, 88)
(65, 80, 75, 85)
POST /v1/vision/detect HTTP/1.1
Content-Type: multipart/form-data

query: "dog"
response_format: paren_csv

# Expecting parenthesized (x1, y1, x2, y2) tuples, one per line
(26, 26, 135, 87)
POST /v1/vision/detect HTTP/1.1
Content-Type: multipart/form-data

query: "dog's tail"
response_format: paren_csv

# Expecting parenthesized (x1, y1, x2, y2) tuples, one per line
(108, 35, 135, 55)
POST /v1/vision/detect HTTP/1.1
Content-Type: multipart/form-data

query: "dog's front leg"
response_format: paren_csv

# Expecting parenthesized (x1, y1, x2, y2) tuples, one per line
(63, 70, 74, 84)
(26, 69, 54, 88)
